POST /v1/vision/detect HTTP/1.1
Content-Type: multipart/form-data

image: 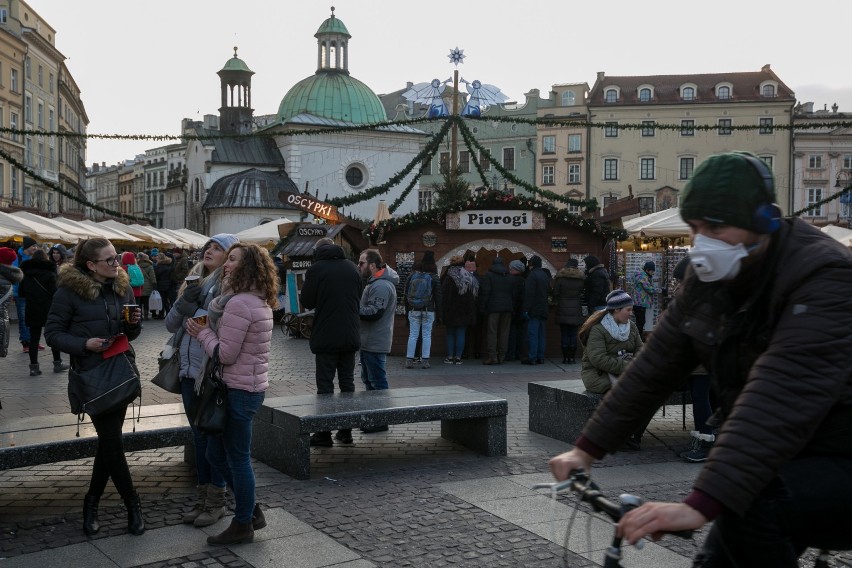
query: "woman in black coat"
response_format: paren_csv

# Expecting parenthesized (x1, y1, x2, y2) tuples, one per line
(552, 258, 586, 363)
(19, 249, 66, 375)
(440, 255, 479, 364)
(45, 238, 145, 538)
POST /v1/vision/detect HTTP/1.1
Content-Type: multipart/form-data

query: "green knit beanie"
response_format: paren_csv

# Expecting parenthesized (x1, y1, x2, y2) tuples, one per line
(680, 152, 775, 231)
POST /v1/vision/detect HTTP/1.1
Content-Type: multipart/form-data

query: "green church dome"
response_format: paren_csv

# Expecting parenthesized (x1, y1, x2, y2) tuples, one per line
(315, 15, 350, 37)
(277, 72, 387, 125)
(219, 47, 253, 74)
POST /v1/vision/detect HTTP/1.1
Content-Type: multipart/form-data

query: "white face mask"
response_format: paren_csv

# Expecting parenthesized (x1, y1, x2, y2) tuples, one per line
(688, 234, 749, 282)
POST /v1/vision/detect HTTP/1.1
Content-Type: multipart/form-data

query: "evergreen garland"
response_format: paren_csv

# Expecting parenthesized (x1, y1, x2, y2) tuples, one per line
(468, 115, 852, 132)
(327, 118, 453, 207)
(0, 146, 143, 222)
(365, 189, 627, 242)
(792, 184, 852, 217)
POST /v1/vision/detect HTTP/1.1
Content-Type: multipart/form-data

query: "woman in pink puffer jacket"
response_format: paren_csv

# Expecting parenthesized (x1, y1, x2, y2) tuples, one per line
(187, 243, 278, 546)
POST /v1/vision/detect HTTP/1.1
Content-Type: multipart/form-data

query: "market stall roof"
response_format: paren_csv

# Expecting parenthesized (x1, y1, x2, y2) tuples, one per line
(234, 218, 295, 247)
(54, 217, 127, 242)
(96, 221, 189, 247)
(820, 224, 852, 247)
(171, 228, 210, 248)
(278, 224, 346, 257)
(0, 211, 68, 242)
(158, 228, 205, 249)
(78, 220, 143, 244)
(623, 207, 689, 238)
(11, 212, 95, 242)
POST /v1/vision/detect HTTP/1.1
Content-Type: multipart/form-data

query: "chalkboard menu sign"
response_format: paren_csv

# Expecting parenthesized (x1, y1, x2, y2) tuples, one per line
(551, 236, 567, 253)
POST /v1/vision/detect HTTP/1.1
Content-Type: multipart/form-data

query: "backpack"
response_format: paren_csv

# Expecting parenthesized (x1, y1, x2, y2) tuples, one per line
(406, 272, 432, 310)
(127, 264, 144, 287)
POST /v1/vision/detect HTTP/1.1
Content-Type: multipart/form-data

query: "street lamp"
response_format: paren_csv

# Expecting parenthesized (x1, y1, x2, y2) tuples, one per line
(835, 170, 852, 226)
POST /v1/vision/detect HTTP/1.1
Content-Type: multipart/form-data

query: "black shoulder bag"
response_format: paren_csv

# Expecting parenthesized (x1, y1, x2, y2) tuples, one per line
(192, 346, 228, 434)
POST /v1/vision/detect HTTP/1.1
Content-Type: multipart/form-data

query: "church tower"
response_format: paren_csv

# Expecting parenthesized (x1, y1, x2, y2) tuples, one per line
(218, 46, 255, 134)
(315, 6, 350, 74)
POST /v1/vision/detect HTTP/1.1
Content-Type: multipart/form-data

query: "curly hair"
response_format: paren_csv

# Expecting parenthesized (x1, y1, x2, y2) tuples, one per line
(224, 243, 280, 309)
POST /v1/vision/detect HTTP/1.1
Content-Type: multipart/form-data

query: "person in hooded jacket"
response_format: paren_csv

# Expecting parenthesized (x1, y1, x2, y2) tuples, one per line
(50, 244, 68, 269)
(478, 257, 520, 365)
(153, 254, 173, 318)
(0, 247, 23, 358)
(357, 249, 399, 406)
(551, 258, 586, 364)
(44, 238, 145, 538)
(583, 255, 611, 312)
(522, 255, 551, 365)
(165, 233, 238, 528)
(19, 249, 68, 375)
(301, 238, 362, 447)
(136, 252, 157, 321)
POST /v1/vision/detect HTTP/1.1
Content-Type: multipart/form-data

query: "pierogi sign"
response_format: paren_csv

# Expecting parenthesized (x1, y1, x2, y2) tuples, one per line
(454, 210, 533, 230)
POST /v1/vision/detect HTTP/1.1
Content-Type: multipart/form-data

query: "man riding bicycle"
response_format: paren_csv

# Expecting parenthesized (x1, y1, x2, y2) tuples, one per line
(550, 152, 852, 567)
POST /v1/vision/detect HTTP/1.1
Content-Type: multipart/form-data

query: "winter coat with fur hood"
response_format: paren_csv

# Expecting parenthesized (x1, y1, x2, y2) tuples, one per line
(196, 291, 272, 393)
(45, 264, 141, 372)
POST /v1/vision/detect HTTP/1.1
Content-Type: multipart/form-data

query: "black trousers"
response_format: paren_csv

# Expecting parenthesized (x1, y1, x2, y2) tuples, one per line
(634, 306, 647, 334)
(315, 351, 356, 395)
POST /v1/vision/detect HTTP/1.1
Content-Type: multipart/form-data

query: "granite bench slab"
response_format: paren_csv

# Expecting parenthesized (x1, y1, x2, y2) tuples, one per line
(253, 386, 508, 480)
(528, 379, 692, 444)
(0, 403, 193, 471)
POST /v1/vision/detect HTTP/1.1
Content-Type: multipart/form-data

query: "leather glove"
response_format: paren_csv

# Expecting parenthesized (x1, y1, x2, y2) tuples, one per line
(181, 284, 203, 304)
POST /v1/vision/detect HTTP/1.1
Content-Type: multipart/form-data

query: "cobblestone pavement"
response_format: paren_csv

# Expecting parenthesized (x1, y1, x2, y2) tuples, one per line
(1, 320, 849, 567)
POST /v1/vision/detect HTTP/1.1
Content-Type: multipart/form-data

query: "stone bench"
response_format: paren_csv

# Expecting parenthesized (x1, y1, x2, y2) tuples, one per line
(528, 379, 693, 444)
(0, 403, 193, 471)
(253, 386, 508, 480)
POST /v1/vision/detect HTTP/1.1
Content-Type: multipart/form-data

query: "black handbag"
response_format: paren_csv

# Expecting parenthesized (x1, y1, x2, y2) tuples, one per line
(193, 348, 228, 434)
(152, 348, 182, 394)
(68, 351, 141, 417)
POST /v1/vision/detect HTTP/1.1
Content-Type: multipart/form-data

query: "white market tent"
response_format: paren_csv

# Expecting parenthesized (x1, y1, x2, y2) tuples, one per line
(233, 219, 294, 247)
(173, 228, 210, 248)
(622, 207, 690, 238)
(821, 224, 852, 247)
(0, 211, 68, 242)
(11, 212, 97, 242)
(160, 228, 207, 249)
(77, 219, 143, 245)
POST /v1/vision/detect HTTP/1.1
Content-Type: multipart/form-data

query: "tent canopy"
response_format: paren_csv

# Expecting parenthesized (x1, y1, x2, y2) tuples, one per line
(821, 224, 852, 247)
(234, 219, 294, 247)
(623, 207, 690, 238)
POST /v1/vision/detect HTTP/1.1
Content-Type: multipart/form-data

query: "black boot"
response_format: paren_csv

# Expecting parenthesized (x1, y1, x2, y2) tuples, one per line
(207, 518, 254, 545)
(252, 502, 267, 530)
(83, 494, 100, 536)
(125, 493, 145, 535)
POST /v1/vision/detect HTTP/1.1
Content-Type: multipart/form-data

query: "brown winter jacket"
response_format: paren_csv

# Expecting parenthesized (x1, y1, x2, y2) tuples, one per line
(577, 218, 852, 517)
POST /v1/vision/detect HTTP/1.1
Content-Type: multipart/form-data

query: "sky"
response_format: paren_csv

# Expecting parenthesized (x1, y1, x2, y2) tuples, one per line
(35, 0, 852, 166)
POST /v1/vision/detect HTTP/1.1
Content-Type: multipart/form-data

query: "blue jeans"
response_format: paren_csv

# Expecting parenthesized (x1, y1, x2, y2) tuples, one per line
(360, 351, 388, 390)
(527, 317, 546, 361)
(205, 388, 264, 524)
(15, 298, 29, 344)
(694, 456, 852, 567)
(180, 377, 226, 488)
(445, 325, 466, 358)
(406, 311, 435, 359)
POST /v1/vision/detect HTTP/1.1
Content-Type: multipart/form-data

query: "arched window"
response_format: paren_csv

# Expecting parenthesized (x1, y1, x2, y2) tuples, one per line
(762, 84, 776, 97)
(639, 88, 651, 102)
(682, 87, 695, 101)
(561, 90, 575, 106)
(717, 86, 731, 100)
(605, 89, 618, 103)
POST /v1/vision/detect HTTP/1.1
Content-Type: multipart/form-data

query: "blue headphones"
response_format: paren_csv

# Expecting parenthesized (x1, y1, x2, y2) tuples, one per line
(737, 153, 782, 234)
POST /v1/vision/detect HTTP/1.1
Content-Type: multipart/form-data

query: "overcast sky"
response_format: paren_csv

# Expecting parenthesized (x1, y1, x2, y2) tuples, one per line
(36, 0, 852, 166)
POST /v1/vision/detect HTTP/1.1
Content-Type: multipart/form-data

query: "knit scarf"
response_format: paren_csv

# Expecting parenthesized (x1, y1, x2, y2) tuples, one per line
(194, 291, 235, 394)
(448, 265, 479, 296)
(601, 313, 630, 342)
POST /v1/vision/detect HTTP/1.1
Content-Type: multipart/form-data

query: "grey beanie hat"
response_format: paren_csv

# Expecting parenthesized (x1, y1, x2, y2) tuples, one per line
(509, 260, 525, 273)
(205, 233, 239, 252)
(606, 289, 633, 310)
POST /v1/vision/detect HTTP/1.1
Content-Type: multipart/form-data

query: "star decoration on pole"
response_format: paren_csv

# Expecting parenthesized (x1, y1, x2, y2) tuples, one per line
(447, 47, 465, 66)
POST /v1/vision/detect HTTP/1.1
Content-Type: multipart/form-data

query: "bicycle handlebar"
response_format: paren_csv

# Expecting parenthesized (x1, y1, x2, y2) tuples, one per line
(534, 471, 694, 540)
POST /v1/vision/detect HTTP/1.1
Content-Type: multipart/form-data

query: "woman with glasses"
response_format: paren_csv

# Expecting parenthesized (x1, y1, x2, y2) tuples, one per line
(186, 243, 276, 545)
(45, 238, 145, 537)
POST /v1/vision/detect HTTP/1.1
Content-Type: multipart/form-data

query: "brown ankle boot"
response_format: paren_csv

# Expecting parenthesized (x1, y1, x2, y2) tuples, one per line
(183, 484, 208, 524)
(207, 518, 254, 545)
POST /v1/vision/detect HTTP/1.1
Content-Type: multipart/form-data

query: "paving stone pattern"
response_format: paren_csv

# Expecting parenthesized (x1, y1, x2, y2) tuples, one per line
(1, 320, 849, 567)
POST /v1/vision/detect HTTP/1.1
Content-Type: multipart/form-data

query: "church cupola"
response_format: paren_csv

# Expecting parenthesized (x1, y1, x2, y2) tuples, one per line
(314, 6, 351, 74)
(217, 46, 255, 134)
